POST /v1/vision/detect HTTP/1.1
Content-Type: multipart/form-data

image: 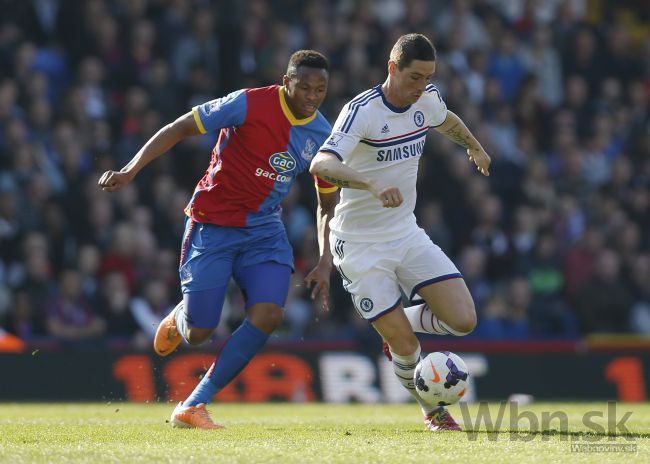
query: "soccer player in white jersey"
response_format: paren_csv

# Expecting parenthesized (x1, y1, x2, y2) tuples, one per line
(309, 33, 491, 431)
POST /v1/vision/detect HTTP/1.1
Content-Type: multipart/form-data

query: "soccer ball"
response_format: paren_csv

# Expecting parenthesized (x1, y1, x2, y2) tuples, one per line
(414, 351, 469, 406)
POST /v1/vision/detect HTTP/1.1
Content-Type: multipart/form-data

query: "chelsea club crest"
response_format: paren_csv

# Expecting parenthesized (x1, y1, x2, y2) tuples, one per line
(414, 111, 425, 127)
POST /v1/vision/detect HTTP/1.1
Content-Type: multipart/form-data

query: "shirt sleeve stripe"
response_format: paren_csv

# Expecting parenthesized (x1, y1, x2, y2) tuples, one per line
(192, 106, 207, 134)
(339, 89, 377, 131)
(426, 85, 444, 104)
(341, 92, 380, 133)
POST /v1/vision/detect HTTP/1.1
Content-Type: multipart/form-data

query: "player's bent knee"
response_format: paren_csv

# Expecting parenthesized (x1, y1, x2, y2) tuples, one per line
(248, 304, 284, 334)
(187, 328, 213, 345)
(262, 308, 284, 331)
(461, 314, 477, 335)
(452, 310, 477, 335)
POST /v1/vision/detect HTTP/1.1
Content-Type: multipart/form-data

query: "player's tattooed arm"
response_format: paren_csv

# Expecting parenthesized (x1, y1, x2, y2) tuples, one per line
(435, 111, 491, 176)
(435, 111, 479, 150)
(310, 151, 403, 207)
(310, 152, 370, 190)
(442, 123, 478, 150)
(320, 175, 351, 188)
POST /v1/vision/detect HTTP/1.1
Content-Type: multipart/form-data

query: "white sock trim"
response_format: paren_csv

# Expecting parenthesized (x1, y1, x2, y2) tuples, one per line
(173, 302, 190, 343)
(404, 303, 471, 336)
(389, 345, 435, 415)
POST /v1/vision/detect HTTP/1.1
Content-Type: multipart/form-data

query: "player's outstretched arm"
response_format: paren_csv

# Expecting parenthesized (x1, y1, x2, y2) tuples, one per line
(98, 111, 202, 192)
(310, 152, 372, 189)
(434, 110, 491, 176)
(310, 152, 403, 207)
(305, 189, 338, 311)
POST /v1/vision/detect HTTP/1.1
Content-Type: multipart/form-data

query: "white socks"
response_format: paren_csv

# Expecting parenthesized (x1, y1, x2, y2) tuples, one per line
(403, 303, 470, 336)
(173, 301, 190, 343)
(390, 344, 435, 416)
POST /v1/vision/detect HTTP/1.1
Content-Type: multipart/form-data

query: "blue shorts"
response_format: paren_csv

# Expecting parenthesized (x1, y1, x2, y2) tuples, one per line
(178, 218, 293, 328)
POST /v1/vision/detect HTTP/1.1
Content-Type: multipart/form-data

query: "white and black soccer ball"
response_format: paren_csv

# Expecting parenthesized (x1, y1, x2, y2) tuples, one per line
(414, 351, 469, 406)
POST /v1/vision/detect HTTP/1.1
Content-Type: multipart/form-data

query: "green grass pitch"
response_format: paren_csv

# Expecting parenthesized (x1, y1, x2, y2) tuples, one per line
(1, 402, 648, 463)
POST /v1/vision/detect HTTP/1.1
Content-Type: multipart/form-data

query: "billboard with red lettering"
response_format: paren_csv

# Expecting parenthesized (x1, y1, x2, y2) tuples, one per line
(0, 348, 647, 402)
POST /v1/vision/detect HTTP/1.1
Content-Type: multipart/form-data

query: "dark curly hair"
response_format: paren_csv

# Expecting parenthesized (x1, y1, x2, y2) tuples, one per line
(286, 50, 329, 78)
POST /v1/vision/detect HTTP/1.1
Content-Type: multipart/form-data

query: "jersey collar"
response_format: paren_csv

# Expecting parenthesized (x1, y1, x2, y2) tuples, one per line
(279, 86, 317, 125)
(377, 84, 411, 113)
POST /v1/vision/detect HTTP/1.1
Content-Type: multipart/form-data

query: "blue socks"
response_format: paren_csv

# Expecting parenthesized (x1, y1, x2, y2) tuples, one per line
(184, 320, 269, 406)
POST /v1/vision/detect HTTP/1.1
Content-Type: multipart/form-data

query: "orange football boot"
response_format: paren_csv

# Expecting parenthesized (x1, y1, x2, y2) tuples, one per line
(170, 402, 224, 430)
(154, 304, 182, 356)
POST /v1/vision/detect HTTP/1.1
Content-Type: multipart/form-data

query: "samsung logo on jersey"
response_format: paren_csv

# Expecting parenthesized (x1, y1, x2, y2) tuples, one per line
(376, 140, 425, 162)
(269, 152, 296, 173)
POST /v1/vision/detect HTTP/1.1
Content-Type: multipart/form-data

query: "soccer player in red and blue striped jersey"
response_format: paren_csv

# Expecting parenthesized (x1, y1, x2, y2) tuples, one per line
(98, 50, 337, 429)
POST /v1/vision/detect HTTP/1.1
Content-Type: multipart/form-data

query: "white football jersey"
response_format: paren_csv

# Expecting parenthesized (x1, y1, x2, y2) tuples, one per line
(320, 84, 448, 242)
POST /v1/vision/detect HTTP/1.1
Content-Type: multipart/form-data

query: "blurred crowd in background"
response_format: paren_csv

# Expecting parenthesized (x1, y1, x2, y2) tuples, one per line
(0, 0, 648, 350)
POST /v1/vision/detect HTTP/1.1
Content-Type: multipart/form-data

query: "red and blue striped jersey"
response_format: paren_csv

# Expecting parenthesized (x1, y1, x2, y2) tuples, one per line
(186, 85, 332, 227)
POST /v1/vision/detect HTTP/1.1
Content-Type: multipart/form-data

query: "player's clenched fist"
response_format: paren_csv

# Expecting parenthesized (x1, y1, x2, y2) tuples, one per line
(368, 179, 403, 208)
(98, 170, 133, 192)
(379, 188, 403, 208)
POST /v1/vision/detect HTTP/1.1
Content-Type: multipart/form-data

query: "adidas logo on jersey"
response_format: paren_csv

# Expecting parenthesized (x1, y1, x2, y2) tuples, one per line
(381, 124, 390, 134)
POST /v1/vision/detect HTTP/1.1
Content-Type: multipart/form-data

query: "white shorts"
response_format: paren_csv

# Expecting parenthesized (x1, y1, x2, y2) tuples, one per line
(331, 226, 461, 322)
